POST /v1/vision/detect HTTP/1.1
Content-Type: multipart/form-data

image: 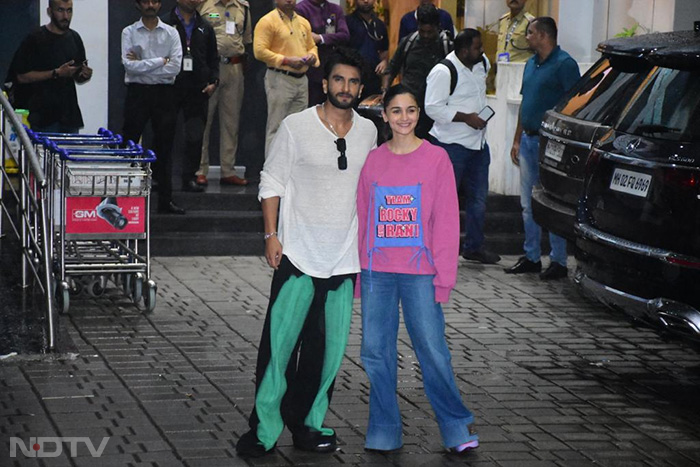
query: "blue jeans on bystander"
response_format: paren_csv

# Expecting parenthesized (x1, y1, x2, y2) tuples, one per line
(431, 140, 490, 253)
(519, 132, 567, 266)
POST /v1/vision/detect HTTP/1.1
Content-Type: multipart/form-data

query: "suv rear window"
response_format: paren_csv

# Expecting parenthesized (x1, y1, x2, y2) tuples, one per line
(616, 68, 700, 142)
(555, 56, 651, 124)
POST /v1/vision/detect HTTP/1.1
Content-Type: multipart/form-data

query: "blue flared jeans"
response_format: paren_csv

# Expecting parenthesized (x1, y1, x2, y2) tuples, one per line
(360, 270, 477, 450)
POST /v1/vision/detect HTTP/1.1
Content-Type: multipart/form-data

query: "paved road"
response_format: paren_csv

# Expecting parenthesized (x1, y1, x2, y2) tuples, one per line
(2, 256, 700, 466)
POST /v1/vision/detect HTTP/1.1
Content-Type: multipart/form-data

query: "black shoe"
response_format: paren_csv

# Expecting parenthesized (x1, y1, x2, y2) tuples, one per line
(292, 429, 337, 453)
(504, 256, 542, 274)
(462, 249, 501, 264)
(157, 201, 186, 215)
(182, 180, 205, 193)
(540, 262, 568, 280)
(236, 430, 273, 458)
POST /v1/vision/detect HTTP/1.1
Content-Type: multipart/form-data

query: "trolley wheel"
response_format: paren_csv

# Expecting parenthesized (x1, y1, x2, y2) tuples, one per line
(122, 273, 132, 295)
(55, 281, 70, 314)
(143, 280, 157, 313)
(88, 279, 105, 297)
(131, 274, 143, 304)
(69, 279, 83, 296)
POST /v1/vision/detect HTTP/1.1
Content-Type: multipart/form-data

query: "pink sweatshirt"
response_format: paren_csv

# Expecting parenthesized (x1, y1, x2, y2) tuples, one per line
(356, 140, 460, 303)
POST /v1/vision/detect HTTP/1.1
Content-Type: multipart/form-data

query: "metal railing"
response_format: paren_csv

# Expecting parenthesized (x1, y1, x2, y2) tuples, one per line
(0, 91, 57, 350)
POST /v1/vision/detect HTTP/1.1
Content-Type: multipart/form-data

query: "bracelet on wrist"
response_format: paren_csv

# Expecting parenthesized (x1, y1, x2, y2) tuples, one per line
(264, 232, 278, 240)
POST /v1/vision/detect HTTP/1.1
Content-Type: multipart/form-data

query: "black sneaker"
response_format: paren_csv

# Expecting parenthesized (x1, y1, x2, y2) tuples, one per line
(292, 429, 337, 453)
(462, 249, 501, 264)
(236, 430, 273, 458)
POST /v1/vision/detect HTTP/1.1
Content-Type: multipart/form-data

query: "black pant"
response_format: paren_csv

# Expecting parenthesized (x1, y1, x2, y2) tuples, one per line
(173, 85, 209, 184)
(122, 83, 176, 206)
(248, 256, 356, 443)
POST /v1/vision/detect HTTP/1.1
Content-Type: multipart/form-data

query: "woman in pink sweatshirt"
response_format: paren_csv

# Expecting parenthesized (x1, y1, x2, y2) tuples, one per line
(356, 85, 478, 454)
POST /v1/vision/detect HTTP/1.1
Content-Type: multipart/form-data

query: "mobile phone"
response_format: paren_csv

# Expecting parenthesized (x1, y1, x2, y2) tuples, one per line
(478, 105, 495, 122)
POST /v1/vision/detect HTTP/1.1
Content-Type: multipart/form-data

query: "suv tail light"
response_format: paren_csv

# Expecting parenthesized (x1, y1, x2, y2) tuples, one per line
(663, 169, 700, 190)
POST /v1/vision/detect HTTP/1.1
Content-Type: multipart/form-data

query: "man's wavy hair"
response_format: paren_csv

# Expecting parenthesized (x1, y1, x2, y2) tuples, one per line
(324, 46, 368, 84)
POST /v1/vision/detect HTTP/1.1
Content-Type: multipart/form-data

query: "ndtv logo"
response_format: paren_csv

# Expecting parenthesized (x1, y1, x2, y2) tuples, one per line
(10, 437, 110, 458)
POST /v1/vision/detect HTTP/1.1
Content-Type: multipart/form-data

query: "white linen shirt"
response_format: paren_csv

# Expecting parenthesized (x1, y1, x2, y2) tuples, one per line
(259, 107, 377, 279)
(121, 18, 182, 85)
(425, 51, 490, 150)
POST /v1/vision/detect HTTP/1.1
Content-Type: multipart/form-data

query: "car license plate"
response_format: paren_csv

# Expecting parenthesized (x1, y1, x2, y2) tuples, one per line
(544, 140, 565, 162)
(609, 168, 652, 197)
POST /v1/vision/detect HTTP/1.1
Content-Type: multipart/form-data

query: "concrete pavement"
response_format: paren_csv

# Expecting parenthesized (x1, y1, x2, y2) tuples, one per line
(2, 255, 700, 466)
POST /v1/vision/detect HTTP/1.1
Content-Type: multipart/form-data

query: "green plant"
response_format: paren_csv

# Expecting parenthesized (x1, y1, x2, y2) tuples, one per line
(615, 23, 639, 38)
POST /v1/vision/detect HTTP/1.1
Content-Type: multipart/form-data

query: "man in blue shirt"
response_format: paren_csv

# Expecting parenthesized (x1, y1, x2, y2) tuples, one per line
(505, 17, 580, 280)
(346, 0, 388, 97)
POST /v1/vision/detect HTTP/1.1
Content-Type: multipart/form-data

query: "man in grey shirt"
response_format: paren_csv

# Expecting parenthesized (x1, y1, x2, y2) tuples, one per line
(236, 48, 377, 458)
(121, 0, 183, 214)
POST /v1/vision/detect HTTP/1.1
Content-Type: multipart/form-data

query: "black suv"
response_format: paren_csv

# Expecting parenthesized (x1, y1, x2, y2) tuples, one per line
(531, 34, 688, 240)
(575, 30, 700, 341)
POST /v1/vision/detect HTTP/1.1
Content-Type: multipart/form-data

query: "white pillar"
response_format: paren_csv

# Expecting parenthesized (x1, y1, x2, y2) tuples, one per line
(557, 0, 608, 63)
(41, 0, 109, 132)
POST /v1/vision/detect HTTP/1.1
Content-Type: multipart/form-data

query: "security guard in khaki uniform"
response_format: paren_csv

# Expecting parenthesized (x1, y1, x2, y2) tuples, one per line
(197, 0, 252, 186)
(496, 0, 534, 63)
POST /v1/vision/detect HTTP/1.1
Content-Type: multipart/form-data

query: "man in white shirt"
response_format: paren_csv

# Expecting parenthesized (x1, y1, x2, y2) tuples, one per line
(425, 28, 500, 264)
(236, 48, 377, 458)
(121, 0, 184, 214)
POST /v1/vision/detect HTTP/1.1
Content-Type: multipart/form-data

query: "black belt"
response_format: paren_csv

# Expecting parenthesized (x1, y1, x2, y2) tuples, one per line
(523, 129, 539, 136)
(268, 67, 305, 79)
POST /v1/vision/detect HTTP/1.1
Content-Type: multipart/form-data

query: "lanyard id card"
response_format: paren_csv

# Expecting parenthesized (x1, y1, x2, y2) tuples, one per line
(226, 20, 236, 35)
(325, 15, 336, 35)
(497, 52, 510, 63)
(183, 54, 193, 71)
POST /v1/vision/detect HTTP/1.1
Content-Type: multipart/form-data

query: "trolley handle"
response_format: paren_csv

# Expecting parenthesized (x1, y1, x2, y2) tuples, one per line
(43, 139, 143, 156)
(53, 146, 157, 163)
(28, 128, 125, 146)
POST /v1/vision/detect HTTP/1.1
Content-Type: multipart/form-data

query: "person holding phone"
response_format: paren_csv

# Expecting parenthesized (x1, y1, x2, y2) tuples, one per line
(10, 0, 93, 133)
(424, 28, 501, 265)
(356, 84, 479, 455)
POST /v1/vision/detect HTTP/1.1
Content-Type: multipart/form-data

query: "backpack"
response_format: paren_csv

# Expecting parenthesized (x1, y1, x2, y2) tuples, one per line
(400, 30, 452, 77)
(403, 30, 452, 57)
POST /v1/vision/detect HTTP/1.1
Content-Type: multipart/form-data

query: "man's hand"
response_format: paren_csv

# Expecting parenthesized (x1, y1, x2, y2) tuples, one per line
(510, 141, 520, 166)
(463, 113, 487, 130)
(303, 54, 316, 67)
(284, 57, 307, 69)
(56, 60, 80, 78)
(78, 63, 93, 80)
(375, 59, 387, 76)
(202, 83, 217, 96)
(311, 32, 322, 44)
(126, 50, 141, 61)
(265, 237, 283, 270)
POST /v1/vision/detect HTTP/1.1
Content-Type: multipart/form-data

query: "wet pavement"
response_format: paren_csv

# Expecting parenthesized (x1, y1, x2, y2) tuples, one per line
(2, 255, 700, 466)
(0, 233, 52, 356)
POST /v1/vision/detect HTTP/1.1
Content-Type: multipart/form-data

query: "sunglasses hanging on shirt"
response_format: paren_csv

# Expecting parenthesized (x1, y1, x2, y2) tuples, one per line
(336, 138, 347, 170)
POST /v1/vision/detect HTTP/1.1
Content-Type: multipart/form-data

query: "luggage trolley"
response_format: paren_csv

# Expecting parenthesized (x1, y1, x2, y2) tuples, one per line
(47, 139, 157, 313)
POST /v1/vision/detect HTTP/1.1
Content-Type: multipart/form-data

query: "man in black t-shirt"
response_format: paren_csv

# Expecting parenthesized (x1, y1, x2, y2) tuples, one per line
(11, 0, 92, 133)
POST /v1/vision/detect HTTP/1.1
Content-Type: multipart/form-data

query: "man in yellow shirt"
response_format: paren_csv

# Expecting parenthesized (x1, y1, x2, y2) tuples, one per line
(196, 0, 252, 186)
(254, 0, 319, 157)
(496, 0, 534, 63)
